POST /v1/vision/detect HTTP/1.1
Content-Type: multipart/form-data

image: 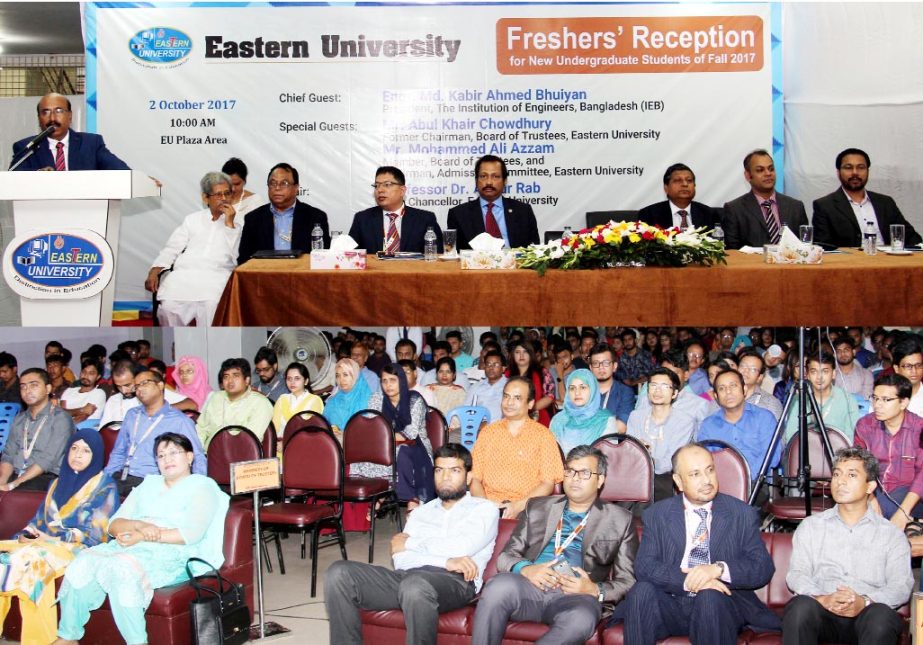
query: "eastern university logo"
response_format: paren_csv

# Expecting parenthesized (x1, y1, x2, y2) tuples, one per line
(129, 27, 193, 67)
(3, 231, 113, 299)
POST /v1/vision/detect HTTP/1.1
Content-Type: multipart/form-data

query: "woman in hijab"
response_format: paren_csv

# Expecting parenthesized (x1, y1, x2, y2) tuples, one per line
(0, 429, 119, 645)
(325, 358, 373, 434)
(174, 355, 212, 409)
(549, 369, 617, 454)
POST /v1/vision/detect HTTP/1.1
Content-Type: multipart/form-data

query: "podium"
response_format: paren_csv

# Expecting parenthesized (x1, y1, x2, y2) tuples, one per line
(0, 171, 160, 326)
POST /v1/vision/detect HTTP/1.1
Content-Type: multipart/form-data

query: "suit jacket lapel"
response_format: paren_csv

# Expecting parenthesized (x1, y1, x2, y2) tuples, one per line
(832, 190, 861, 241)
(539, 497, 567, 559)
(668, 495, 686, 558)
(470, 200, 486, 237)
(581, 498, 605, 563)
(292, 202, 309, 250)
(708, 495, 729, 556)
(67, 131, 81, 169)
(746, 194, 769, 238)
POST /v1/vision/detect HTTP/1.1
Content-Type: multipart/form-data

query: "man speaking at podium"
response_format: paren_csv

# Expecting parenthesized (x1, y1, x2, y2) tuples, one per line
(9, 92, 130, 171)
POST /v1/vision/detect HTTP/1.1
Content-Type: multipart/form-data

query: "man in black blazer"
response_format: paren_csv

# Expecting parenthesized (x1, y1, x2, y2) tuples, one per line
(614, 443, 779, 645)
(348, 166, 443, 253)
(723, 149, 808, 249)
(236, 162, 329, 264)
(447, 155, 540, 250)
(10, 93, 130, 171)
(637, 163, 717, 230)
(813, 148, 922, 249)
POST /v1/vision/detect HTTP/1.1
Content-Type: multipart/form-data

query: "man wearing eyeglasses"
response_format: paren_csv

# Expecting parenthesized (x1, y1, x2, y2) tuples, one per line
(463, 349, 508, 422)
(99, 362, 192, 427)
(892, 338, 923, 417)
(472, 444, 636, 645)
(145, 171, 243, 326)
(347, 166, 444, 254)
(236, 162, 330, 264)
(589, 343, 634, 433)
(10, 93, 131, 171)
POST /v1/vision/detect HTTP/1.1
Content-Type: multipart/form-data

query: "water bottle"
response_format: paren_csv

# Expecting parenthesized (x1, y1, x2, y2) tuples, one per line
(863, 221, 877, 255)
(424, 226, 437, 261)
(712, 223, 725, 244)
(562, 225, 573, 240)
(311, 223, 324, 250)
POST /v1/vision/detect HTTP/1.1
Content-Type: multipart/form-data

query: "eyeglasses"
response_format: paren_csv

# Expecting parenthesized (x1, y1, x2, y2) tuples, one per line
(371, 181, 403, 189)
(871, 395, 900, 404)
(687, 353, 704, 360)
(564, 468, 602, 480)
(738, 366, 762, 373)
(135, 379, 157, 389)
(267, 180, 294, 189)
(648, 382, 674, 391)
(898, 363, 923, 372)
(484, 362, 503, 368)
(19, 381, 44, 391)
(590, 360, 612, 368)
(840, 164, 868, 172)
(38, 107, 69, 117)
(156, 449, 187, 461)
(207, 190, 232, 199)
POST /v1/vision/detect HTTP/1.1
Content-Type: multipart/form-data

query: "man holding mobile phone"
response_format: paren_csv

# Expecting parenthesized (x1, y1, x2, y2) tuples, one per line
(472, 445, 637, 645)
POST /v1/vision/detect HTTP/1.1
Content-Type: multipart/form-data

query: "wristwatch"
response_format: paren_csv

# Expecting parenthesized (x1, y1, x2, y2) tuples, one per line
(862, 595, 872, 608)
(714, 561, 726, 578)
(596, 583, 605, 603)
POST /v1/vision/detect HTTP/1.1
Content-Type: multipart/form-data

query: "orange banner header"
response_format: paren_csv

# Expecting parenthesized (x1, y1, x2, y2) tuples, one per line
(496, 15, 763, 75)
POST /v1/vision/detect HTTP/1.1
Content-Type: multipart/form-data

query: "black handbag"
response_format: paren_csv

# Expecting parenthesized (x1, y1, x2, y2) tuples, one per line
(185, 557, 250, 645)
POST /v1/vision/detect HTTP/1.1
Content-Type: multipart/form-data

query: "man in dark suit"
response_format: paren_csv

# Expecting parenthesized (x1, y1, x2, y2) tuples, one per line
(813, 148, 922, 249)
(237, 162, 329, 264)
(471, 444, 637, 645)
(615, 443, 779, 645)
(348, 166, 443, 253)
(447, 154, 540, 250)
(10, 93, 130, 171)
(637, 163, 717, 231)
(723, 149, 808, 249)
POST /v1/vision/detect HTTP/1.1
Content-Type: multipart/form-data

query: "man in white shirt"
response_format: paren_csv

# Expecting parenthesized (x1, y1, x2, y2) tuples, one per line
(893, 338, 923, 416)
(325, 444, 499, 644)
(145, 171, 243, 326)
(59, 358, 108, 426)
(462, 349, 508, 422)
(832, 336, 873, 400)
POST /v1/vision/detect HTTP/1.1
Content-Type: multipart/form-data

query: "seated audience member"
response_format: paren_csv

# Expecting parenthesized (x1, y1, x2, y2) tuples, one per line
(710, 327, 740, 360)
(134, 340, 151, 367)
(426, 357, 467, 416)
(386, 327, 425, 364)
(422, 341, 467, 388)
(737, 349, 785, 421)
(784, 352, 860, 442)
(589, 343, 635, 432)
(98, 362, 192, 427)
(463, 349, 508, 422)
(325, 444, 498, 644)
(684, 339, 711, 396)
(472, 445, 637, 645)
(44, 341, 75, 383)
(56, 433, 229, 645)
(506, 340, 555, 427)
(0, 429, 119, 645)
(324, 358, 373, 434)
(550, 344, 576, 407)
(697, 369, 781, 478)
(253, 346, 287, 403)
(447, 154, 540, 250)
(615, 329, 654, 390)
(59, 358, 108, 427)
(575, 330, 598, 368)
(363, 363, 434, 502)
(628, 368, 698, 500)
(470, 377, 565, 519)
(846, 326, 876, 369)
(783, 447, 912, 645)
(236, 162, 330, 264)
(117, 341, 140, 364)
(349, 341, 381, 392)
(399, 359, 435, 407)
(196, 358, 273, 448)
(723, 149, 808, 249)
(636, 349, 714, 425)
(173, 354, 213, 408)
(0, 351, 22, 405)
(145, 171, 242, 326)
(892, 337, 923, 416)
(45, 353, 72, 400)
(105, 369, 206, 496)
(615, 443, 780, 643)
(774, 350, 801, 405)
(855, 373, 923, 531)
(550, 369, 617, 454)
(348, 165, 444, 254)
(445, 330, 475, 371)
(366, 334, 391, 377)
(221, 156, 263, 218)
(813, 148, 923, 249)
(637, 163, 717, 231)
(462, 341, 502, 388)
(271, 362, 324, 444)
(833, 336, 874, 399)
(0, 368, 74, 492)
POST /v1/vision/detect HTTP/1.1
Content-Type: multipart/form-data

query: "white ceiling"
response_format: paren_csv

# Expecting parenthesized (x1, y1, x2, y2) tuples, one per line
(0, 2, 83, 56)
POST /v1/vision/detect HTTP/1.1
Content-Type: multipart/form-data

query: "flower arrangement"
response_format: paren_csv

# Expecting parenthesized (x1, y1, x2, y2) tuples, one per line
(517, 220, 726, 275)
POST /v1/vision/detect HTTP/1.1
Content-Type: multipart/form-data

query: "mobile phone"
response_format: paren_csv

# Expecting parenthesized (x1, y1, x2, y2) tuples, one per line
(551, 559, 577, 578)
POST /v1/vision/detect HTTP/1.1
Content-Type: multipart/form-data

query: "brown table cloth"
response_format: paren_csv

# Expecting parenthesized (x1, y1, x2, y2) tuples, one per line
(213, 249, 923, 326)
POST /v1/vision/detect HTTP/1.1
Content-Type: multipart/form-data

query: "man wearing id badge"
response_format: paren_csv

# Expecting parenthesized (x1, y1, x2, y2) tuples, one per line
(472, 445, 637, 645)
(0, 368, 74, 491)
(104, 369, 206, 496)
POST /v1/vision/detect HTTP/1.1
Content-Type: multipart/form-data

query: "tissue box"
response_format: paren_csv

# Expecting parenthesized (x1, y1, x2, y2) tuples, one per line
(310, 249, 367, 270)
(763, 244, 824, 265)
(459, 249, 518, 270)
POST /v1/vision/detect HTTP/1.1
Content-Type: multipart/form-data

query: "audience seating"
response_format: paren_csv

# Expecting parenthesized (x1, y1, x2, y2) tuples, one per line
(591, 434, 654, 504)
(98, 421, 121, 464)
(425, 406, 448, 452)
(445, 405, 491, 451)
(0, 489, 254, 645)
(586, 210, 639, 228)
(699, 438, 751, 502)
(0, 402, 22, 453)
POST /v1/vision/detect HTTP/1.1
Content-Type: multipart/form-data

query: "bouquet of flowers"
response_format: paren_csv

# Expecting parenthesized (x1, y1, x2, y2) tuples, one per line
(517, 220, 726, 275)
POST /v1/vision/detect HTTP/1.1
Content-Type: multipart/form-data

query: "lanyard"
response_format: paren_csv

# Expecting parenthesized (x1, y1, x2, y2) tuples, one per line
(126, 410, 165, 460)
(554, 511, 589, 559)
(23, 414, 48, 462)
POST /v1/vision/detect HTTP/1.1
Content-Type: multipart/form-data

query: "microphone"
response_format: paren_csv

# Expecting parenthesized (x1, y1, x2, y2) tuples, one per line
(22, 124, 57, 151)
(8, 124, 57, 170)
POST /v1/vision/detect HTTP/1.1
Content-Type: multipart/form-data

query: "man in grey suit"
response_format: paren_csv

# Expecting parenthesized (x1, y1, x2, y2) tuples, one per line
(472, 444, 637, 645)
(723, 149, 808, 249)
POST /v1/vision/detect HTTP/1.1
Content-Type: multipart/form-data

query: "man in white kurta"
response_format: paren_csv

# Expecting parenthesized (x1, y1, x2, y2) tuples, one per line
(145, 171, 248, 326)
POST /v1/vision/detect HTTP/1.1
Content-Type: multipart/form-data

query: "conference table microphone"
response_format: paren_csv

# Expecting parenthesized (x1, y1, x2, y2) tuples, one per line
(8, 124, 57, 170)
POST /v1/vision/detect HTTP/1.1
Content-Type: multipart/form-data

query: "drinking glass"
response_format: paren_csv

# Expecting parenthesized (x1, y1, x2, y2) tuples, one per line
(799, 225, 814, 245)
(443, 229, 457, 257)
(891, 224, 905, 252)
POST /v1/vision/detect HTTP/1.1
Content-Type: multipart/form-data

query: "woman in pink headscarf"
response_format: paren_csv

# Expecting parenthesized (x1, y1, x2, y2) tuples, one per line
(174, 355, 213, 409)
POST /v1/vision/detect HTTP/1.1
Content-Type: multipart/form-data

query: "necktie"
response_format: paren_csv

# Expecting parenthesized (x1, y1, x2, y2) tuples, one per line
(677, 209, 689, 229)
(688, 508, 711, 567)
(54, 142, 66, 171)
(402, 327, 409, 340)
(761, 199, 780, 244)
(385, 212, 400, 254)
(485, 202, 502, 238)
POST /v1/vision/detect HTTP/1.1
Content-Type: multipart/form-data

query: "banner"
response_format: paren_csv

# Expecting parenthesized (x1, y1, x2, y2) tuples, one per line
(87, 2, 777, 301)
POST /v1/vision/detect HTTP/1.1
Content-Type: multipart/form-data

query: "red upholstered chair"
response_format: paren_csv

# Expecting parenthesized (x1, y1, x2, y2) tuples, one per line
(425, 406, 448, 452)
(282, 411, 332, 450)
(262, 422, 278, 463)
(259, 426, 347, 597)
(591, 433, 654, 503)
(206, 425, 263, 488)
(182, 409, 200, 423)
(99, 421, 121, 464)
(698, 439, 751, 502)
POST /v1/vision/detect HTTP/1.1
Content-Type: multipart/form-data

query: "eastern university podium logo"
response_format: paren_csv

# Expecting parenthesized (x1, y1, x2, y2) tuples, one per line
(2, 231, 114, 300)
(129, 27, 193, 68)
